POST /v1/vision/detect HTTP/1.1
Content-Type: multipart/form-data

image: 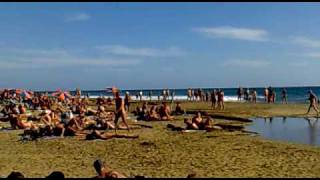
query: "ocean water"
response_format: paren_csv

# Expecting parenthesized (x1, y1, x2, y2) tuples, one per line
(38, 86, 320, 103)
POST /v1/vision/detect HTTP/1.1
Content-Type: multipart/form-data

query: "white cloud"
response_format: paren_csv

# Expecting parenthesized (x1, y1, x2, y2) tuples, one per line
(0, 47, 141, 69)
(222, 59, 271, 68)
(289, 62, 309, 67)
(302, 52, 320, 58)
(289, 52, 320, 58)
(291, 36, 320, 48)
(65, 13, 91, 22)
(193, 26, 269, 41)
(96, 45, 185, 57)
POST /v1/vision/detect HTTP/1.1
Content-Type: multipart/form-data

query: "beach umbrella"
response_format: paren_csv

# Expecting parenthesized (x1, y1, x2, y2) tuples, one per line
(52, 90, 73, 101)
(15, 89, 33, 99)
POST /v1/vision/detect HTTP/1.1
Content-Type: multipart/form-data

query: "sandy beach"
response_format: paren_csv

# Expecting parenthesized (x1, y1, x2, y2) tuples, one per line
(1, 101, 320, 178)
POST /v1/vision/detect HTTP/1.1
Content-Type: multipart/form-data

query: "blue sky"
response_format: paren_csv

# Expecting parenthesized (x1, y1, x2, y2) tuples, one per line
(0, 2, 320, 91)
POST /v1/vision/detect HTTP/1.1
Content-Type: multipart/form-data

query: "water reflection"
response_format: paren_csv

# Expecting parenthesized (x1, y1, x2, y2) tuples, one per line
(247, 117, 320, 146)
(282, 117, 287, 124)
(305, 117, 318, 145)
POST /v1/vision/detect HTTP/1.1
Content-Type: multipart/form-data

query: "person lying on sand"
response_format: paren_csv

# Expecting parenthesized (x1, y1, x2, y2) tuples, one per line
(63, 115, 84, 136)
(9, 113, 37, 130)
(86, 130, 139, 140)
(184, 111, 211, 130)
(93, 159, 127, 178)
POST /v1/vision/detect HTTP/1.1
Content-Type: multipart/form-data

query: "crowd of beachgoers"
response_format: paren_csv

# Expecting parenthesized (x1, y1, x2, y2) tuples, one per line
(0, 86, 319, 178)
(0, 86, 319, 136)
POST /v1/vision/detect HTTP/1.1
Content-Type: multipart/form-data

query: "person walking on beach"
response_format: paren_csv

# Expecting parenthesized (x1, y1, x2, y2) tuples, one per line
(162, 89, 166, 101)
(237, 87, 242, 101)
(205, 91, 210, 102)
(252, 89, 257, 103)
(198, 89, 202, 101)
(187, 88, 192, 101)
(217, 89, 225, 110)
(281, 88, 288, 104)
(272, 90, 276, 103)
(211, 89, 217, 109)
(267, 87, 273, 103)
(307, 90, 319, 115)
(246, 88, 251, 101)
(171, 90, 175, 102)
(264, 87, 269, 103)
(191, 89, 195, 101)
(244, 88, 248, 101)
(114, 92, 130, 133)
(124, 92, 130, 112)
(194, 90, 198, 101)
(139, 90, 143, 101)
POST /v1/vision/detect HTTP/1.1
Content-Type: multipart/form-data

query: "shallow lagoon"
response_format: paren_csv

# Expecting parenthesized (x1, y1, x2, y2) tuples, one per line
(247, 117, 320, 146)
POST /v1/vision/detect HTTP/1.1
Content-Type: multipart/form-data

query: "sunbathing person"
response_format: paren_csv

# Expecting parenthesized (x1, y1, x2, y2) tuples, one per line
(146, 105, 160, 121)
(93, 159, 127, 178)
(86, 130, 139, 141)
(8, 105, 37, 130)
(9, 113, 37, 130)
(136, 106, 147, 121)
(18, 104, 27, 114)
(184, 112, 211, 130)
(173, 102, 184, 115)
(159, 102, 173, 120)
(40, 110, 61, 127)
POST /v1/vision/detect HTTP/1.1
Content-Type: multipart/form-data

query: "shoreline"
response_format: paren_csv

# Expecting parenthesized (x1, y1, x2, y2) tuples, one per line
(1, 101, 320, 177)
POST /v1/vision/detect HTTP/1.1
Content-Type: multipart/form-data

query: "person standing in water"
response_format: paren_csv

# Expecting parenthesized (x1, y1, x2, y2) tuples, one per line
(307, 90, 319, 116)
(281, 88, 288, 104)
(114, 91, 130, 133)
(148, 91, 152, 101)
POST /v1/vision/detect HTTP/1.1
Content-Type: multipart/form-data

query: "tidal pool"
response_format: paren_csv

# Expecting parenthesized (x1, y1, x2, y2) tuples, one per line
(246, 117, 320, 146)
